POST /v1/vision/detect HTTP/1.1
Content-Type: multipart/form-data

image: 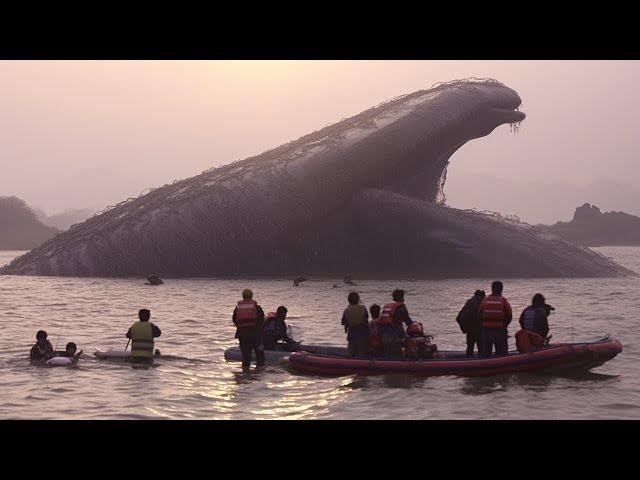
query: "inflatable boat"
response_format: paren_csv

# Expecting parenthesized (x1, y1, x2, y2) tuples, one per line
(46, 356, 76, 366)
(287, 336, 623, 377)
(224, 344, 347, 363)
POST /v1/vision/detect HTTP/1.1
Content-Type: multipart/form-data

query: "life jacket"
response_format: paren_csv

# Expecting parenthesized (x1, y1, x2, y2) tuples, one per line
(515, 329, 544, 353)
(378, 301, 404, 326)
(236, 299, 258, 328)
(130, 321, 154, 358)
(480, 295, 508, 329)
(344, 304, 368, 329)
(369, 318, 383, 350)
(263, 312, 277, 332)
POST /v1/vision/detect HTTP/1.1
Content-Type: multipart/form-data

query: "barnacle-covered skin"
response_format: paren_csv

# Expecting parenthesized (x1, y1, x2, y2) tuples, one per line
(1, 79, 630, 278)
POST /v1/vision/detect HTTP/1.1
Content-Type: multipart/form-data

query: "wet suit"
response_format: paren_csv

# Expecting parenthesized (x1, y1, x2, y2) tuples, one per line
(233, 304, 265, 368)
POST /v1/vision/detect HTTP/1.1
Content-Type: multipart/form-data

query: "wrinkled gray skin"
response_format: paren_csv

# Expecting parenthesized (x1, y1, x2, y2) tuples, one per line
(1, 79, 631, 278)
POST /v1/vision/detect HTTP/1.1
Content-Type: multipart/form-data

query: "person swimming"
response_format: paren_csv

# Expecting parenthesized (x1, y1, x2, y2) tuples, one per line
(30, 330, 54, 361)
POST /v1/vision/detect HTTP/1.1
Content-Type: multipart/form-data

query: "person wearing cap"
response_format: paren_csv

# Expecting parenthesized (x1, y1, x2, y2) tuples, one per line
(515, 293, 551, 353)
(232, 289, 265, 368)
(455, 289, 486, 357)
(30, 330, 54, 361)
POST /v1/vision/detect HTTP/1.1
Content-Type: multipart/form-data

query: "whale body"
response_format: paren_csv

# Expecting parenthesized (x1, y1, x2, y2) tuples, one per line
(1, 79, 630, 278)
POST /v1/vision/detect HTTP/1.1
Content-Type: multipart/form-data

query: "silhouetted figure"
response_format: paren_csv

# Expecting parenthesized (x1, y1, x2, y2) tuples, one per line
(369, 304, 383, 356)
(377, 289, 413, 358)
(232, 289, 265, 369)
(343, 276, 356, 286)
(146, 275, 163, 285)
(456, 290, 486, 357)
(30, 330, 54, 361)
(341, 292, 369, 357)
(516, 293, 551, 353)
(478, 281, 512, 357)
(263, 306, 297, 351)
(126, 309, 161, 364)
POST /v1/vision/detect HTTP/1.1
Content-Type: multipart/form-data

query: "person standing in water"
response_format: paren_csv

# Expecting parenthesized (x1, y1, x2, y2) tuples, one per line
(232, 289, 265, 369)
(126, 309, 161, 364)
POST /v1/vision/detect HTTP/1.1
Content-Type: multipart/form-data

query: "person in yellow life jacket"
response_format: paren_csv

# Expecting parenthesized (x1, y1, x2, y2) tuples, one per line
(232, 289, 265, 369)
(126, 309, 161, 364)
(477, 281, 512, 357)
(377, 289, 413, 358)
(341, 292, 369, 357)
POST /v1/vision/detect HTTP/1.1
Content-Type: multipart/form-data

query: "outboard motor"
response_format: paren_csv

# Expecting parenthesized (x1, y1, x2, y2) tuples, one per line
(404, 322, 438, 359)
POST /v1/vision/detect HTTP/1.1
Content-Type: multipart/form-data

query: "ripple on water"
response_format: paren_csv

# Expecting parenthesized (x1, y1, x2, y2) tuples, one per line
(0, 247, 639, 419)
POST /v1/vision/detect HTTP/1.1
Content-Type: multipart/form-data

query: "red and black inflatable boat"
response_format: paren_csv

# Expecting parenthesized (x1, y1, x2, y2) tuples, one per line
(288, 336, 622, 377)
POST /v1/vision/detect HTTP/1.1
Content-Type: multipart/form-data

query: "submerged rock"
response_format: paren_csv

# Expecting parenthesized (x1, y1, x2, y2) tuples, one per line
(0, 79, 631, 278)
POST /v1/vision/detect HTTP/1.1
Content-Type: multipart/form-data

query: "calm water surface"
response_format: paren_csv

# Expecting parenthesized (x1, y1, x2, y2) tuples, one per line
(1, 247, 639, 419)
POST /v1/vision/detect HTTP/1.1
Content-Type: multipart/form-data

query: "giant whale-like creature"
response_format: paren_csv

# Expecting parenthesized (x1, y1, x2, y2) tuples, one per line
(1, 79, 630, 278)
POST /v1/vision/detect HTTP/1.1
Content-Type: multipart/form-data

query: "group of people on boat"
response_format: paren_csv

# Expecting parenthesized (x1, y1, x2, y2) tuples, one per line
(29, 308, 162, 365)
(232, 280, 555, 368)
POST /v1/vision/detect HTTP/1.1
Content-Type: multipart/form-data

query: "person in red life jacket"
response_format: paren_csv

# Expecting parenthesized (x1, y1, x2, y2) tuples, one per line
(516, 293, 551, 353)
(378, 289, 413, 358)
(368, 304, 384, 356)
(456, 289, 486, 358)
(341, 292, 370, 357)
(232, 289, 265, 369)
(477, 281, 512, 357)
(263, 306, 297, 351)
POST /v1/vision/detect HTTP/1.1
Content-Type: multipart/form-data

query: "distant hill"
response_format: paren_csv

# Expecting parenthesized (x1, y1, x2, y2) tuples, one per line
(542, 203, 640, 246)
(0, 196, 60, 249)
(37, 208, 94, 230)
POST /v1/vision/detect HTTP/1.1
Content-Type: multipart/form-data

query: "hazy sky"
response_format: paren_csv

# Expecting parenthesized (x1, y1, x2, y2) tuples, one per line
(1, 60, 639, 222)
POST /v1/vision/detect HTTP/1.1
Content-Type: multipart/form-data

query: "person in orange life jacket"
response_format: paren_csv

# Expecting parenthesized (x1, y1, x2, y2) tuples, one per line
(126, 309, 162, 364)
(516, 293, 551, 353)
(378, 289, 413, 358)
(456, 290, 486, 358)
(341, 292, 370, 357)
(263, 306, 296, 350)
(368, 304, 384, 356)
(477, 281, 512, 357)
(232, 289, 265, 368)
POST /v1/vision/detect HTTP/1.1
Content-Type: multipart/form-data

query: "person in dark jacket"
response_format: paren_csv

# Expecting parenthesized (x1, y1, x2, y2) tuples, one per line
(30, 330, 54, 361)
(262, 306, 297, 350)
(516, 293, 551, 353)
(456, 290, 486, 357)
(232, 289, 265, 369)
(342, 292, 370, 357)
(378, 289, 413, 358)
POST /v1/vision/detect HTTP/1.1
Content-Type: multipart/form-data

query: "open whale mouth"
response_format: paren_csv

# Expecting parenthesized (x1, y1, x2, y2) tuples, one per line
(490, 107, 526, 124)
